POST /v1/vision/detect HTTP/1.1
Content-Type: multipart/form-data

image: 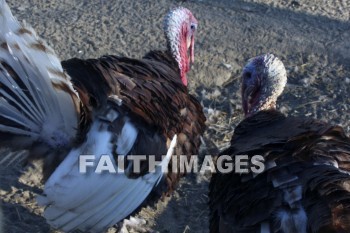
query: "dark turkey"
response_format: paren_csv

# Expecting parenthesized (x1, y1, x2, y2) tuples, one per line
(0, 1, 205, 232)
(209, 54, 350, 233)
(60, 6, 206, 198)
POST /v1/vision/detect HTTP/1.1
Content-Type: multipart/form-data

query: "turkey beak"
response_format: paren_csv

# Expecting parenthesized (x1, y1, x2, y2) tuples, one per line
(187, 34, 195, 68)
(190, 35, 195, 65)
(242, 85, 257, 117)
(242, 85, 250, 116)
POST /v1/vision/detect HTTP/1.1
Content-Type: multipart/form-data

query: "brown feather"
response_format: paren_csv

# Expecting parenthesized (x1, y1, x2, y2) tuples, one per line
(209, 110, 350, 233)
(61, 50, 206, 195)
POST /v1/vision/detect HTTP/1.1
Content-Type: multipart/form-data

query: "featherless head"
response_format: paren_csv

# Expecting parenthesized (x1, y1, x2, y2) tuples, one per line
(164, 7, 198, 86)
(241, 54, 287, 117)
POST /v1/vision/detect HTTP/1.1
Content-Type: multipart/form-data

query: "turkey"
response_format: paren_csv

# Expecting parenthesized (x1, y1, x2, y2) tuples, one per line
(61, 7, 205, 195)
(209, 54, 350, 233)
(0, 1, 205, 232)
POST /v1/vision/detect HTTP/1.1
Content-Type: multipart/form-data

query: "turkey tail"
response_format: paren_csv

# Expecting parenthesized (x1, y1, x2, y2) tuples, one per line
(0, 0, 80, 161)
(37, 132, 177, 233)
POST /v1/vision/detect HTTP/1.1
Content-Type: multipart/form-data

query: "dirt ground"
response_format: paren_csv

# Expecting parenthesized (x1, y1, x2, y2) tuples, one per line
(1, 0, 350, 232)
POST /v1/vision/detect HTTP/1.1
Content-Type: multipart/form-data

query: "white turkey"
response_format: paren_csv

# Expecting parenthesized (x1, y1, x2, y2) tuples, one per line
(0, 1, 205, 232)
(209, 54, 350, 233)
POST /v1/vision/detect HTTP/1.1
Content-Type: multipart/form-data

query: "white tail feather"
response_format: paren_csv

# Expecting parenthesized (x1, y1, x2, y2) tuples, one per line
(37, 123, 176, 232)
(0, 148, 27, 166)
(0, 0, 80, 160)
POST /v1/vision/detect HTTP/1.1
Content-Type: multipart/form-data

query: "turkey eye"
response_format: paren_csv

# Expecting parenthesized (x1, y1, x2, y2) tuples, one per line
(245, 72, 252, 79)
(191, 24, 196, 30)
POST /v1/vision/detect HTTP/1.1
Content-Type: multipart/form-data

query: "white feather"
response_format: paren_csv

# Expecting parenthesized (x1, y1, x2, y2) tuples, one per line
(276, 206, 307, 233)
(37, 121, 177, 233)
(0, 0, 79, 157)
(116, 121, 138, 155)
(0, 148, 27, 166)
(275, 183, 307, 233)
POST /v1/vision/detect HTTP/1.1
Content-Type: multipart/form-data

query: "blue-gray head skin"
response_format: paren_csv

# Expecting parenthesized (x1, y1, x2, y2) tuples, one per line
(241, 54, 287, 117)
(164, 7, 198, 86)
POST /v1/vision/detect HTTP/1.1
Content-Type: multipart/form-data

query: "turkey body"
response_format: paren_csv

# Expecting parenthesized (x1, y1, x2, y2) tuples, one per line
(0, 1, 205, 231)
(34, 50, 206, 232)
(61, 50, 206, 192)
(209, 110, 350, 233)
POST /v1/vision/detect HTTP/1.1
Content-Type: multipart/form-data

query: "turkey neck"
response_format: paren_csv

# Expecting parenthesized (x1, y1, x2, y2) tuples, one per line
(143, 49, 181, 76)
